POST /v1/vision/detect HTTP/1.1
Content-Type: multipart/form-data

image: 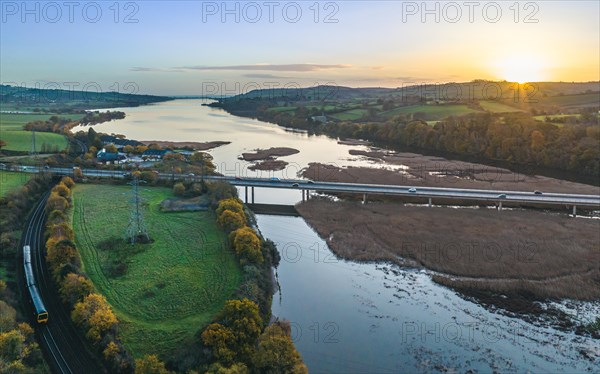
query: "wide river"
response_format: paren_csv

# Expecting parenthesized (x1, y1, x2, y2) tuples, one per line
(74, 99, 599, 373)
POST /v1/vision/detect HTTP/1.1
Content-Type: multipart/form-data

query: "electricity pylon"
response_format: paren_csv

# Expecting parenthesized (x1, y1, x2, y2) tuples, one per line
(126, 175, 150, 244)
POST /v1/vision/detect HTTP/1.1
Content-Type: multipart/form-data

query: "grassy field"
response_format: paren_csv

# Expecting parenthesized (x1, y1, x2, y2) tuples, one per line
(0, 130, 68, 152)
(536, 92, 600, 108)
(266, 106, 297, 113)
(479, 101, 524, 113)
(0, 170, 30, 282)
(0, 170, 30, 197)
(0, 113, 58, 130)
(72, 184, 242, 358)
(329, 108, 369, 121)
(380, 104, 481, 120)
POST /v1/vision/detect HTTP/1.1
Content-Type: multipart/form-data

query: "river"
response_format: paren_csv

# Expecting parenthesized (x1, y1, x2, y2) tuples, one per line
(73, 99, 599, 373)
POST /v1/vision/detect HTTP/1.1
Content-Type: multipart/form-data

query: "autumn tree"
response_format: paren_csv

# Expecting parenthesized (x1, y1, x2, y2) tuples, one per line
(231, 227, 263, 264)
(252, 321, 307, 374)
(218, 210, 246, 233)
(60, 273, 94, 305)
(134, 354, 173, 374)
(46, 192, 69, 212)
(202, 299, 263, 367)
(72, 293, 118, 343)
(205, 362, 249, 374)
(46, 239, 80, 273)
(173, 182, 186, 196)
(60, 176, 75, 189)
(216, 198, 245, 218)
(47, 209, 67, 226)
(202, 323, 237, 364)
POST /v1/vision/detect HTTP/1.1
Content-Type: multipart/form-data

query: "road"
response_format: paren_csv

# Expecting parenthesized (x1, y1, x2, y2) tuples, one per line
(9, 165, 600, 207)
(21, 193, 103, 374)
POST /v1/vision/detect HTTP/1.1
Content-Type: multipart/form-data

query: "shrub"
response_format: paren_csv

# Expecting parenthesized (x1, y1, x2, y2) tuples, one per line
(231, 227, 263, 265)
(173, 182, 186, 196)
(217, 210, 246, 233)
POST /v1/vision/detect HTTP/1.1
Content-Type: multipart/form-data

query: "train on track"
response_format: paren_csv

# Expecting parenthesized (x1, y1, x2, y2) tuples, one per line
(23, 245, 49, 323)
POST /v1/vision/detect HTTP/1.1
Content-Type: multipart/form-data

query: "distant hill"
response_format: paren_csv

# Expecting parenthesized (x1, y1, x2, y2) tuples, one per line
(224, 81, 600, 108)
(0, 84, 172, 112)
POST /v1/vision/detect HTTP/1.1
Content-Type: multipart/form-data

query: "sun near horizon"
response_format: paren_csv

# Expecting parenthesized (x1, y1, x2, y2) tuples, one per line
(496, 56, 546, 84)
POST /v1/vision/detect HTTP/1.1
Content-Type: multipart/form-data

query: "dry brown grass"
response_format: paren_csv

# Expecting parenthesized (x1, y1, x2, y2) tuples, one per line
(302, 158, 599, 195)
(297, 199, 600, 300)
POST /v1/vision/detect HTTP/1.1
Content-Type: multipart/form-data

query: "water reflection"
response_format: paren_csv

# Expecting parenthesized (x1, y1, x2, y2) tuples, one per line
(258, 215, 599, 373)
(71, 99, 389, 179)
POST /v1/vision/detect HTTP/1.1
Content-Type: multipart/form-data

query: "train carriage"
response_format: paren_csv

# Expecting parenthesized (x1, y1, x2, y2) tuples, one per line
(23, 245, 49, 323)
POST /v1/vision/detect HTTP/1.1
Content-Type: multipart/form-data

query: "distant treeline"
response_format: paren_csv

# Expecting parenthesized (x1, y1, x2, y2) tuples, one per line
(23, 111, 125, 134)
(0, 84, 171, 110)
(215, 99, 600, 178)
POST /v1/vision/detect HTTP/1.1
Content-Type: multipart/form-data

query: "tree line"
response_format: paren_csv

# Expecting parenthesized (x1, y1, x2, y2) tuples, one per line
(221, 99, 600, 178)
(197, 196, 306, 373)
(44, 177, 135, 372)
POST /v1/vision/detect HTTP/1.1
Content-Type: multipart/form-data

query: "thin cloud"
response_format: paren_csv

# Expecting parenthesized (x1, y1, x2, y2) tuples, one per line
(242, 73, 292, 79)
(130, 67, 185, 73)
(176, 64, 351, 72)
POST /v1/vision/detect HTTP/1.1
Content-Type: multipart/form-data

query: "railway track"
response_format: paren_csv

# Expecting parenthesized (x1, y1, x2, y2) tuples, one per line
(22, 192, 103, 374)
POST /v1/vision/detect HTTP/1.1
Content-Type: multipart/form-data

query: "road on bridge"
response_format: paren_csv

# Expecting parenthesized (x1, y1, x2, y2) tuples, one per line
(8, 165, 600, 207)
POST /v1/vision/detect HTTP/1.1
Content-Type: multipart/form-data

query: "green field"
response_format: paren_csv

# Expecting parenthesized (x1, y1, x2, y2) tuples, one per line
(0, 170, 30, 197)
(266, 106, 297, 113)
(0, 113, 58, 131)
(0, 170, 30, 281)
(479, 101, 524, 113)
(72, 184, 242, 358)
(0, 130, 68, 152)
(381, 104, 482, 121)
(329, 108, 370, 121)
(536, 92, 600, 108)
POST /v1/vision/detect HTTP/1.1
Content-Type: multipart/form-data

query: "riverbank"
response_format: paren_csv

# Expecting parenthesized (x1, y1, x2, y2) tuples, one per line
(141, 140, 230, 151)
(296, 199, 600, 301)
(302, 157, 600, 194)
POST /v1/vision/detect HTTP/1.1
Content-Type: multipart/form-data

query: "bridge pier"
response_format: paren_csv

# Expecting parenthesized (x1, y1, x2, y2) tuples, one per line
(428, 198, 432, 207)
(572, 205, 576, 217)
(362, 193, 367, 204)
(302, 189, 305, 202)
(245, 186, 248, 204)
(251, 187, 255, 204)
(498, 201, 502, 211)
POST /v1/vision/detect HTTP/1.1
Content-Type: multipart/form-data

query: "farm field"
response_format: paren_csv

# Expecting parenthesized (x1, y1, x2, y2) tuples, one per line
(479, 100, 523, 113)
(0, 112, 57, 130)
(0, 170, 30, 197)
(266, 106, 296, 113)
(72, 184, 241, 358)
(329, 108, 369, 121)
(0, 170, 30, 281)
(380, 104, 482, 120)
(536, 92, 600, 108)
(0, 130, 68, 152)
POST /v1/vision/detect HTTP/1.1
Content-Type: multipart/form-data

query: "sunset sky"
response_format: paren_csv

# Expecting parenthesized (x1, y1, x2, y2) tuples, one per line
(1, 1, 598, 95)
